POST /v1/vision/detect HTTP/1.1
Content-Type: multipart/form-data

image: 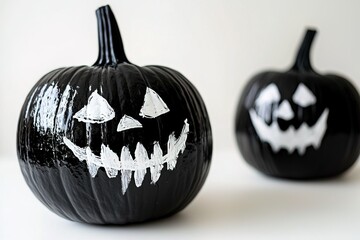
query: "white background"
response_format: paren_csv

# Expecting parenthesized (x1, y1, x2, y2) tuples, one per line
(1, 0, 360, 156)
(1, 0, 360, 239)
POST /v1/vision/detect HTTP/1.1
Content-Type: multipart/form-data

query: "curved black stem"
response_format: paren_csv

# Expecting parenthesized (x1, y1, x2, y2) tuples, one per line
(291, 29, 317, 72)
(93, 5, 129, 67)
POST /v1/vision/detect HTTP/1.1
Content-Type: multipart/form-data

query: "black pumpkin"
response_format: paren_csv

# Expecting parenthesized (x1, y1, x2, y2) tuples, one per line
(17, 5, 212, 224)
(235, 29, 360, 179)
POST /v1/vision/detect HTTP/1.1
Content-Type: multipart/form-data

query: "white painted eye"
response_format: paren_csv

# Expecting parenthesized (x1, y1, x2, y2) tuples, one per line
(139, 87, 170, 118)
(254, 83, 281, 122)
(74, 90, 115, 123)
(117, 115, 143, 132)
(292, 83, 316, 107)
(255, 83, 281, 107)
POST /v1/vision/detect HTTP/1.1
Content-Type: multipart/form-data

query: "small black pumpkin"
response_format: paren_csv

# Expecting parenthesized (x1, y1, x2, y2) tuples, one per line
(17, 5, 212, 224)
(235, 29, 360, 179)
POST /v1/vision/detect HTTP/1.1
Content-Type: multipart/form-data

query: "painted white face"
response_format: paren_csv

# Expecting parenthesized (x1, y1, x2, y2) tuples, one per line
(63, 87, 189, 194)
(249, 83, 329, 155)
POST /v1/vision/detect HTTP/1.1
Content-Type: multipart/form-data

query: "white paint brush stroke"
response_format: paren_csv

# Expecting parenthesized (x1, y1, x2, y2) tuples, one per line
(55, 85, 77, 132)
(101, 144, 121, 178)
(73, 90, 115, 123)
(150, 142, 163, 184)
(292, 83, 317, 107)
(133, 143, 149, 187)
(63, 119, 189, 194)
(117, 115, 142, 132)
(120, 147, 133, 194)
(139, 87, 170, 118)
(34, 84, 60, 132)
(249, 108, 329, 155)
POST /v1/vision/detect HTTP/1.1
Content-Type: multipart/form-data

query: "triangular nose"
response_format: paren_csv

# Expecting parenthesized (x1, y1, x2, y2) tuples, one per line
(275, 100, 294, 120)
(117, 115, 143, 132)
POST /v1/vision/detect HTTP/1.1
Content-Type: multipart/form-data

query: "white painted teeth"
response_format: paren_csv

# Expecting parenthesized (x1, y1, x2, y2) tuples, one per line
(63, 119, 189, 194)
(63, 137, 86, 161)
(150, 142, 163, 184)
(167, 133, 178, 170)
(249, 109, 329, 155)
(134, 143, 148, 187)
(85, 147, 101, 178)
(120, 146, 133, 194)
(100, 144, 120, 178)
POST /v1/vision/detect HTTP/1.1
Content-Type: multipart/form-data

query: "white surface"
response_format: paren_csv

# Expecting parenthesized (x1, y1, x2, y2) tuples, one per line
(1, 0, 360, 156)
(1, 150, 360, 240)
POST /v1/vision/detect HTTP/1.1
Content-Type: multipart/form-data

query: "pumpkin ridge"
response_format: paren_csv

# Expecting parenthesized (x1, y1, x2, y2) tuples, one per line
(23, 68, 74, 207)
(132, 65, 163, 142)
(151, 66, 212, 210)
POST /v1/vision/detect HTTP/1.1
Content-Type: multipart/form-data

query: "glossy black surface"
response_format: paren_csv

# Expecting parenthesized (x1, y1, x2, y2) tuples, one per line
(17, 5, 212, 224)
(235, 29, 360, 179)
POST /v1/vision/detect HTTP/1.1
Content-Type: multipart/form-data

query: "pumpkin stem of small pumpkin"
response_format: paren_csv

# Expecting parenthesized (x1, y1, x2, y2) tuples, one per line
(93, 5, 129, 67)
(291, 29, 317, 72)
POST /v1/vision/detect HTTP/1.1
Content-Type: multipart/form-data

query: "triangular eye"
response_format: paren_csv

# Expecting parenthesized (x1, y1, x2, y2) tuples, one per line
(139, 87, 170, 118)
(255, 83, 281, 107)
(73, 90, 115, 123)
(292, 83, 316, 107)
(117, 115, 143, 132)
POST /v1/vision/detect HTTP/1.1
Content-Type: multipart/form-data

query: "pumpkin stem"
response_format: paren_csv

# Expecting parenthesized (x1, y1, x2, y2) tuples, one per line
(93, 5, 129, 67)
(291, 29, 317, 72)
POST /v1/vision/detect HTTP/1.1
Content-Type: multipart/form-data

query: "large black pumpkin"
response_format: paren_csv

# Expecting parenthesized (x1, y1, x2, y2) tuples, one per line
(17, 5, 212, 224)
(235, 29, 360, 179)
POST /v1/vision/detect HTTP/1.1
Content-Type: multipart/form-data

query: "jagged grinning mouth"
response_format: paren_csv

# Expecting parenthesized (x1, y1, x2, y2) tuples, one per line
(249, 109, 329, 155)
(63, 119, 189, 194)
